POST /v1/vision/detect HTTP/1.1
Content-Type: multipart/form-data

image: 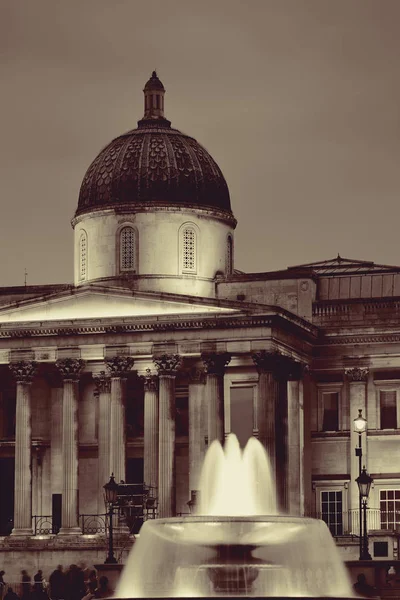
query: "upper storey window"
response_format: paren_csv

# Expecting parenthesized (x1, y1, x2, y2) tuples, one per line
(226, 235, 233, 275)
(181, 225, 197, 274)
(120, 226, 136, 272)
(79, 231, 87, 281)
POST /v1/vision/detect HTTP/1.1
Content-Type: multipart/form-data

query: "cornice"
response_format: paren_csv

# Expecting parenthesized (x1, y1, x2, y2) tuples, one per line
(0, 311, 319, 340)
(321, 333, 400, 345)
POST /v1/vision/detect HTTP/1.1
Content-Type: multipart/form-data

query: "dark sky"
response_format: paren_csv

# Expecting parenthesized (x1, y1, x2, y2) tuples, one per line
(1, 0, 400, 286)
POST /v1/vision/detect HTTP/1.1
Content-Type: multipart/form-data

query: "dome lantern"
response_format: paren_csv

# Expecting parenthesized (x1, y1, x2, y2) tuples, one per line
(140, 70, 168, 125)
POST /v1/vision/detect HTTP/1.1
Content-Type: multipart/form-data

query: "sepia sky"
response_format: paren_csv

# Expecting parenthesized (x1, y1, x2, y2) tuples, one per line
(1, 0, 400, 287)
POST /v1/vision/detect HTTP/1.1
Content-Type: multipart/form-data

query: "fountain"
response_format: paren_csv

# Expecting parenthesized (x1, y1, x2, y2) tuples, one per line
(115, 435, 354, 598)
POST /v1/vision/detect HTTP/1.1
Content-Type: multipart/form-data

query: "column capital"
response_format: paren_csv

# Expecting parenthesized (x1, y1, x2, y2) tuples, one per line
(105, 356, 134, 378)
(153, 354, 182, 376)
(142, 368, 159, 392)
(9, 360, 38, 384)
(188, 367, 206, 385)
(93, 371, 111, 395)
(345, 367, 369, 382)
(55, 358, 85, 381)
(252, 350, 306, 381)
(252, 350, 279, 374)
(201, 352, 231, 375)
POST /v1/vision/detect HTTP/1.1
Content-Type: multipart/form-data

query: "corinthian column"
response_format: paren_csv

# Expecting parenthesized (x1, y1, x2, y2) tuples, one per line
(9, 361, 38, 536)
(346, 367, 369, 523)
(252, 351, 279, 474)
(105, 357, 134, 484)
(201, 353, 231, 445)
(153, 354, 182, 518)
(143, 369, 159, 491)
(93, 371, 111, 512)
(56, 358, 85, 535)
(188, 367, 206, 496)
(286, 362, 306, 516)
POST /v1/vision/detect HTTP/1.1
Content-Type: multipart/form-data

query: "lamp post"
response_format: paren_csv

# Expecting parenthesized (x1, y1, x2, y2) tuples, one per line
(104, 473, 119, 564)
(356, 466, 373, 560)
(353, 409, 367, 560)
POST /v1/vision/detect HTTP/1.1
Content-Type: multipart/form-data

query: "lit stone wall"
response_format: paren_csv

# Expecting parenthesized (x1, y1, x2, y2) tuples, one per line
(73, 208, 234, 297)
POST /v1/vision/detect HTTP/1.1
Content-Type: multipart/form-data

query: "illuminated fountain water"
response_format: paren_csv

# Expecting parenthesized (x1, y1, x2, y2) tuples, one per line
(116, 435, 353, 598)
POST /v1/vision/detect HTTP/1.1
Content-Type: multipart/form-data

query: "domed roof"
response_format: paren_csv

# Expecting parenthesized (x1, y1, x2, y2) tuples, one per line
(76, 73, 232, 218)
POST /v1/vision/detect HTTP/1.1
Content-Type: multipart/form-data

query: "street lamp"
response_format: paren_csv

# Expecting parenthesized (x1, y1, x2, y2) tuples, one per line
(353, 409, 367, 560)
(104, 473, 119, 564)
(356, 467, 373, 560)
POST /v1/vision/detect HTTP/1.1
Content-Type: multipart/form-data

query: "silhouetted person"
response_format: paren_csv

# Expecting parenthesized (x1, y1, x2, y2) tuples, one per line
(65, 565, 85, 600)
(94, 577, 111, 599)
(33, 571, 46, 600)
(353, 573, 378, 598)
(4, 588, 19, 600)
(49, 566, 65, 600)
(20, 571, 31, 600)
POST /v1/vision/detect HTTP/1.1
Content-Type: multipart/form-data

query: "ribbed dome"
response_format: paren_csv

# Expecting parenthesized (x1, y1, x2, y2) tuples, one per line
(76, 73, 231, 218)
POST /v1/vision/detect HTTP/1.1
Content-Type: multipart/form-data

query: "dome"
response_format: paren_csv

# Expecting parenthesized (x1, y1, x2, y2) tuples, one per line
(76, 73, 232, 218)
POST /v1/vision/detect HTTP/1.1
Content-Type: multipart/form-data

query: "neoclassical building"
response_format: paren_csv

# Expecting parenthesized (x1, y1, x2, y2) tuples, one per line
(1, 72, 400, 574)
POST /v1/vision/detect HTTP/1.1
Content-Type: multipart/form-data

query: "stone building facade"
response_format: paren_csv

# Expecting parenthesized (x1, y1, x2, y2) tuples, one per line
(1, 72, 400, 577)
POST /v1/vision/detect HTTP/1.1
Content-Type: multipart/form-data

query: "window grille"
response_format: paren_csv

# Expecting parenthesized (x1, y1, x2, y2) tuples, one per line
(120, 227, 135, 271)
(380, 490, 400, 530)
(321, 490, 343, 536)
(79, 232, 87, 281)
(380, 390, 397, 429)
(322, 392, 339, 431)
(226, 235, 233, 275)
(182, 227, 196, 272)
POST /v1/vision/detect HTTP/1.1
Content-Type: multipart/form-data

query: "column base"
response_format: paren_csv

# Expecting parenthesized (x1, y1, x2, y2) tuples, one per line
(11, 527, 33, 536)
(57, 527, 82, 536)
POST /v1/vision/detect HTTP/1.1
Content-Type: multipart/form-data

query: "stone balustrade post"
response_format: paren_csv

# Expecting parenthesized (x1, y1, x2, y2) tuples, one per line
(201, 353, 231, 445)
(105, 356, 134, 485)
(55, 358, 85, 535)
(143, 369, 159, 492)
(153, 354, 182, 518)
(9, 361, 38, 536)
(93, 371, 111, 512)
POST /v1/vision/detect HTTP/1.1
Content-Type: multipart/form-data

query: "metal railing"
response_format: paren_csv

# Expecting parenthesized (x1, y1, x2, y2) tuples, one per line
(32, 515, 57, 536)
(80, 513, 107, 535)
(309, 509, 400, 537)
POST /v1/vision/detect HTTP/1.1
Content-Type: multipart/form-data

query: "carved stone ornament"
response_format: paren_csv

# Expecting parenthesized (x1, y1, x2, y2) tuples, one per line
(188, 367, 206, 385)
(345, 367, 369, 382)
(55, 358, 85, 381)
(153, 354, 182, 376)
(93, 371, 111, 395)
(251, 350, 280, 374)
(201, 352, 231, 375)
(142, 368, 158, 392)
(105, 356, 134, 378)
(9, 360, 38, 384)
(252, 350, 306, 381)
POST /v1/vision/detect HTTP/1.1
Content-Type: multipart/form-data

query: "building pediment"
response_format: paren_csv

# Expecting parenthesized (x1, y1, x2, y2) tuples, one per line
(0, 285, 236, 323)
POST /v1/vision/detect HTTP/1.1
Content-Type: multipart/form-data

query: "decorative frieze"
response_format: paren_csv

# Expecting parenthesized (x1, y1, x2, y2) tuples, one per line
(345, 367, 369, 382)
(153, 354, 182, 376)
(55, 358, 85, 381)
(201, 352, 231, 375)
(9, 361, 38, 384)
(105, 356, 134, 378)
(93, 371, 111, 395)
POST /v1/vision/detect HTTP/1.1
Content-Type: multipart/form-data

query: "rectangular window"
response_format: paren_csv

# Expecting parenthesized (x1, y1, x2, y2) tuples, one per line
(230, 387, 254, 448)
(321, 490, 343, 536)
(380, 391, 397, 429)
(322, 392, 339, 431)
(380, 490, 400, 530)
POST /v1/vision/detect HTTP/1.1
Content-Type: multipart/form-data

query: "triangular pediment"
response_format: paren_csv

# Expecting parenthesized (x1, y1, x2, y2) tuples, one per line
(288, 255, 400, 276)
(0, 286, 236, 323)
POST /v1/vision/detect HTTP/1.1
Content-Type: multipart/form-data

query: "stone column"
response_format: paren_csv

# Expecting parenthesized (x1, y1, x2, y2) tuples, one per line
(56, 358, 85, 535)
(252, 351, 279, 474)
(286, 363, 306, 516)
(188, 367, 206, 496)
(93, 371, 112, 513)
(346, 367, 369, 529)
(143, 369, 159, 491)
(201, 353, 231, 445)
(153, 354, 182, 518)
(9, 361, 38, 536)
(105, 357, 134, 485)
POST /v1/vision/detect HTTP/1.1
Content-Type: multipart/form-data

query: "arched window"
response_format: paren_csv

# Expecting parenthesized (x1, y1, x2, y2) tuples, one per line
(182, 226, 197, 273)
(79, 231, 87, 281)
(120, 226, 136, 272)
(226, 235, 233, 275)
